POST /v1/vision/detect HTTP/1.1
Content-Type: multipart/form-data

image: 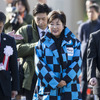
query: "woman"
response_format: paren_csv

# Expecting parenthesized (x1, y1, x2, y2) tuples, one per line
(33, 10, 82, 100)
(4, 0, 33, 33)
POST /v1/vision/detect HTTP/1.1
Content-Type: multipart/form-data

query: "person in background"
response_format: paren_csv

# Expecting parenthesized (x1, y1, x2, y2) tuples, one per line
(3, 0, 24, 40)
(37, 0, 47, 4)
(87, 29, 100, 100)
(4, 0, 33, 33)
(33, 10, 82, 100)
(4, 0, 14, 10)
(78, 3, 100, 100)
(4, 0, 13, 4)
(86, 0, 96, 10)
(0, 11, 19, 100)
(16, 3, 52, 100)
(86, 0, 100, 20)
(4, 0, 14, 9)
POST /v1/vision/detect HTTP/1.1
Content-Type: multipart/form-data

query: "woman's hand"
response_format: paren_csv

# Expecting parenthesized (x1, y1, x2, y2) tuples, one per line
(57, 80, 67, 88)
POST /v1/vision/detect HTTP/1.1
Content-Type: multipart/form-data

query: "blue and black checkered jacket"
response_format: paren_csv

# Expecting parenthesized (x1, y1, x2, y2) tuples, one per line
(33, 27, 82, 100)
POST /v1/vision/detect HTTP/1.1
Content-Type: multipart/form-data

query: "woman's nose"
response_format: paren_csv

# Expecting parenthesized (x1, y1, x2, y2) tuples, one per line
(53, 25, 57, 28)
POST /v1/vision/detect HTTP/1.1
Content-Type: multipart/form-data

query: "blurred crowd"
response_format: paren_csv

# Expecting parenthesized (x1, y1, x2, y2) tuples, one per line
(0, 0, 100, 100)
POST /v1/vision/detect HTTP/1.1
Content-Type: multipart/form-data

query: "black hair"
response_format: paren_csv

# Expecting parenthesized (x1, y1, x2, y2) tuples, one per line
(89, 3, 100, 13)
(13, 0, 30, 13)
(0, 11, 6, 23)
(48, 10, 66, 26)
(33, 3, 52, 16)
(86, 0, 96, 3)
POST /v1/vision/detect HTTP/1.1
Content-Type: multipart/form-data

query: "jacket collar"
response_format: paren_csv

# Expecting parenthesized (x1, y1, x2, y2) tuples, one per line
(0, 33, 7, 62)
(45, 27, 73, 48)
(1, 33, 7, 50)
(42, 27, 73, 63)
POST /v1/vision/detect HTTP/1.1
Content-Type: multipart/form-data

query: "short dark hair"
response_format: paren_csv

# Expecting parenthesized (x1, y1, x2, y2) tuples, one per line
(86, 0, 96, 3)
(33, 3, 52, 16)
(13, 0, 30, 13)
(48, 10, 66, 26)
(89, 3, 100, 13)
(0, 11, 6, 23)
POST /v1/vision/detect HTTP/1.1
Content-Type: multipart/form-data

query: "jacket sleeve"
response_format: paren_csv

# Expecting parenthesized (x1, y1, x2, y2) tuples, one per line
(16, 26, 37, 58)
(62, 40, 82, 84)
(9, 38, 19, 91)
(87, 34, 97, 81)
(35, 42, 61, 89)
(78, 24, 83, 42)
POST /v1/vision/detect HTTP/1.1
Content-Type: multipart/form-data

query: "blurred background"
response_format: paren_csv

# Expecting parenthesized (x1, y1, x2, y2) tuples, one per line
(0, 0, 100, 36)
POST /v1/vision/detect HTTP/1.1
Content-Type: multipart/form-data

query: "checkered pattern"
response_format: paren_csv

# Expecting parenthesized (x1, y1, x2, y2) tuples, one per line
(33, 27, 82, 100)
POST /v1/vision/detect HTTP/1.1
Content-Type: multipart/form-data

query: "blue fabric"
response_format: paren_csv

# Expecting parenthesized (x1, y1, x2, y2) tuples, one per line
(33, 27, 82, 100)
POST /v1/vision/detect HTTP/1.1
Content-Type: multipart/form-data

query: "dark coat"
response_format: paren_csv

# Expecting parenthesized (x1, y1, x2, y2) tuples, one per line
(0, 33, 19, 97)
(78, 20, 100, 59)
(78, 19, 100, 81)
(87, 29, 100, 95)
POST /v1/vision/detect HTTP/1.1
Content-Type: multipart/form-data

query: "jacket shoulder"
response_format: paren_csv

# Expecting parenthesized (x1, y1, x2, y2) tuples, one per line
(26, 13, 33, 19)
(65, 27, 80, 43)
(90, 29, 100, 38)
(18, 25, 28, 30)
(79, 20, 90, 29)
(2, 33, 14, 40)
(16, 25, 29, 34)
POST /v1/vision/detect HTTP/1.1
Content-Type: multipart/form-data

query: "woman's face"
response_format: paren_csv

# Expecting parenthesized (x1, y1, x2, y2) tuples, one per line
(48, 18, 64, 38)
(16, 1, 25, 13)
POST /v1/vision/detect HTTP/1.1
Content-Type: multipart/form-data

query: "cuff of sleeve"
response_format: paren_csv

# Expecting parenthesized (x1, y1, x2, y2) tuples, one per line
(62, 75, 72, 84)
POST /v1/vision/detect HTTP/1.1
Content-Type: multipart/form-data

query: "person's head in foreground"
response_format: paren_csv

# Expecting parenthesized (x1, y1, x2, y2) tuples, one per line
(48, 10, 66, 38)
(0, 11, 6, 34)
(33, 3, 52, 30)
